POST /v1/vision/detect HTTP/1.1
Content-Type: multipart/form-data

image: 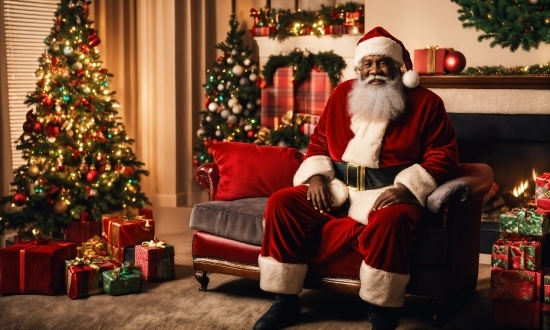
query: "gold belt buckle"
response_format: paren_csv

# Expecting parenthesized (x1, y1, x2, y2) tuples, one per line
(346, 162, 366, 191)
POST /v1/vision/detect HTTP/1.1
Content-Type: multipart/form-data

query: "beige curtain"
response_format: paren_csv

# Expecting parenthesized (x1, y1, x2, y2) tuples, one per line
(90, 0, 219, 207)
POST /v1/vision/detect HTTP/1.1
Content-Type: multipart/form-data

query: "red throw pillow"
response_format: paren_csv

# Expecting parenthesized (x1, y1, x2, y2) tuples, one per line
(210, 142, 304, 201)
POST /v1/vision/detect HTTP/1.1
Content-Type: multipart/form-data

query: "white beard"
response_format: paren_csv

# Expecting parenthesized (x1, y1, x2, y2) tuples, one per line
(347, 72, 406, 121)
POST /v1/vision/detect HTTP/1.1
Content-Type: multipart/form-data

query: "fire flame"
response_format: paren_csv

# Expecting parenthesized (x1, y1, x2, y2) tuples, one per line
(512, 180, 529, 198)
(533, 169, 538, 181)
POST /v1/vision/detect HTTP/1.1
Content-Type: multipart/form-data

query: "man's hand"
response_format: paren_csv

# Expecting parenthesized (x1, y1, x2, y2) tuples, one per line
(307, 175, 333, 213)
(372, 185, 416, 211)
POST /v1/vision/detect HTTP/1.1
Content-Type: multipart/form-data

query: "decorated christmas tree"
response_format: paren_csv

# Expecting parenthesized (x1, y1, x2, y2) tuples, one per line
(0, 0, 149, 238)
(451, 0, 550, 52)
(193, 14, 262, 166)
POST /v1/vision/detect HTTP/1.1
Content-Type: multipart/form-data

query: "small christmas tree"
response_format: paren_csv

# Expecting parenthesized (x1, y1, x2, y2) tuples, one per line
(193, 14, 262, 166)
(0, 0, 149, 239)
(451, 0, 550, 52)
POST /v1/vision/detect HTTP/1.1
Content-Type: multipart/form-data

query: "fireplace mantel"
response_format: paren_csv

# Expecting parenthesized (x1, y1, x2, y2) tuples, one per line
(420, 75, 550, 90)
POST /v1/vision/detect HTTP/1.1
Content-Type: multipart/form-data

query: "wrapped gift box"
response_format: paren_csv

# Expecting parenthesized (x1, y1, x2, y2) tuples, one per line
(323, 25, 346, 35)
(102, 262, 142, 296)
(0, 240, 76, 295)
(260, 67, 295, 128)
(81, 235, 107, 260)
(490, 268, 541, 302)
(302, 114, 321, 136)
(249, 26, 275, 37)
(295, 70, 332, 117)
(135, 240, 175, 281)
(65, 258, 116, 299)
(64, 220, 102, 246)
(537, 197, 550, 210)
(536, 172, 550, 198)
(413, 47, 448, 75)
(499, 207, 550, 237)
(102, 216, 154, 248)
(493, 300, 540, 329)
(106, 244, 135, 263)
(544, 268, 550, 303)
(491, 239, 541, 271)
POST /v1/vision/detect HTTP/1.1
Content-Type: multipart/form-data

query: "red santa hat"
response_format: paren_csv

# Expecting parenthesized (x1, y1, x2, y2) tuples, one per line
(354, 26, 419, 89)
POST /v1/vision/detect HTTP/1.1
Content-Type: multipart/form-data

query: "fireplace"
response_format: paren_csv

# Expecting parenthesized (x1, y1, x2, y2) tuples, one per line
(449, 112, 550, 253)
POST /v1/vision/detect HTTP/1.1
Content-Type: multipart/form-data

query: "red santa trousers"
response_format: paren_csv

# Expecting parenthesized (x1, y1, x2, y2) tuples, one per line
(258, 185, 423, 307)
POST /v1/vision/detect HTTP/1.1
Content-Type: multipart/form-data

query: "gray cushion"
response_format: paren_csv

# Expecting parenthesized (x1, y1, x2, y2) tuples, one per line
(189, 198, 267, 245)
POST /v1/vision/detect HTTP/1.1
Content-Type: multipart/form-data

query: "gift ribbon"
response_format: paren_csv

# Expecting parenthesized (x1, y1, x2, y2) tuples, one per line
(426, 45, 439, 74)
(111, 262, 140, 280)
(66, 257, 103, 296)
(142, 239, 166, 248)
(107, 216, 153, 247)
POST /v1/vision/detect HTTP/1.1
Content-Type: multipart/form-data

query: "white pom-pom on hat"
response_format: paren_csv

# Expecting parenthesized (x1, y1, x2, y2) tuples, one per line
(354, 26, 419, 89)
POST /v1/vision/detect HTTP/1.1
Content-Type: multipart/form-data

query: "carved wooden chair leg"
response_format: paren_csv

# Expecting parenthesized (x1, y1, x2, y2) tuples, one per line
(195, 270, 210, 291)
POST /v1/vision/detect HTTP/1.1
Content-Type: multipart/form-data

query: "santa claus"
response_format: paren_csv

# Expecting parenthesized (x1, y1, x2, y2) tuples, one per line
(254, 26, 459, 330)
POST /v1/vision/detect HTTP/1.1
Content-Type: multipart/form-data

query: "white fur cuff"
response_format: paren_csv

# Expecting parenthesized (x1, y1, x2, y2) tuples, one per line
(329, 178, 348, 207)
(258, 256, 308, 294)
(293, 155, 334, 186)
(359, 262, 409, 307)
(394, 164, 437, 206)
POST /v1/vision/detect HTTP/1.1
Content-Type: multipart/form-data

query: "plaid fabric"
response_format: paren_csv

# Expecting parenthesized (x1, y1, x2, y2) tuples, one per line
(324, 25, 346, 35)
(250, 26, 274, 37)
(295, 70, 333, 116)
(260, 67, 295, 128)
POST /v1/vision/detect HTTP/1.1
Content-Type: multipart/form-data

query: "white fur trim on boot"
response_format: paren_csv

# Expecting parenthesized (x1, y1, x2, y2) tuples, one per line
(359, 261, 409, 307)
(293, 155, 334, 186)
(394, 164, 437, 206)
(347, 187, 388, 224)
(258, 256, 308, 294)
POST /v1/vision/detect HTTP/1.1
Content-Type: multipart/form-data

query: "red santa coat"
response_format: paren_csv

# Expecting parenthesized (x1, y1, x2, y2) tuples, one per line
(293, 79, 459, 223)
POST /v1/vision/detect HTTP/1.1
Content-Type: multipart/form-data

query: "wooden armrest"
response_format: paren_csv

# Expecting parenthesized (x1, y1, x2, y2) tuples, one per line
(427, 163, 494, 214)
(195, 163, 219, 201)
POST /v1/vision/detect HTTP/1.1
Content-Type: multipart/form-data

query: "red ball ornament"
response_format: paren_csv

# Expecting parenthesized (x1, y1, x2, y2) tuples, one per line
(26, 110, 36, 122)
(444, 51, 467, 74)
(247, 130, 255, 139)
(193, 158, 200, 166)
(33, 122, 44, 134)
(42, 97, 54, 108)
(13, 192, 27, 206)
(86, 169, 100, 183)
(120, 166, 134, 178)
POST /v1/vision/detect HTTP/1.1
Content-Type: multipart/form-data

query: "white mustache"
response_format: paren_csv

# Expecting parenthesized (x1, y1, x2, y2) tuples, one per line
(364, 75, 390, 83)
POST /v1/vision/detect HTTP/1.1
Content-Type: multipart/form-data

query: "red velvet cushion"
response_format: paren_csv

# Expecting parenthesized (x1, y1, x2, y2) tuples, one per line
(211, 142, 304, 201)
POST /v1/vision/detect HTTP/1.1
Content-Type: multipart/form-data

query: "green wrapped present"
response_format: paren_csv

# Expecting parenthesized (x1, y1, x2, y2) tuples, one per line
(102, 262, 142, 296)
(499, 207, 550, 237)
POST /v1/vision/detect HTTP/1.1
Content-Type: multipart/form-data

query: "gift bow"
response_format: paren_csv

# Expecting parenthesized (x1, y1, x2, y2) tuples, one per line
(142, 239, 166, 248)
(112, 262, 139, 280)
(69, 256, 105, 266)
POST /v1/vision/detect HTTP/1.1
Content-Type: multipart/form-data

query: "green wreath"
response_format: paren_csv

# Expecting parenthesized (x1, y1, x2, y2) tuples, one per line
(451, 0, 550, 52)
(261, 49, 347, 88)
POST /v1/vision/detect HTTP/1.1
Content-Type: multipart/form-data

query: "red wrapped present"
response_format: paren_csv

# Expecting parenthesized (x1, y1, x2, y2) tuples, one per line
(0, 239, 76, 295)
(260, 67, 295, 128)
(544, 268, 550, 303)
(65, 257, 116, 299)
(490, 268, 541, 302)
(537, 197, 550, 210)
(138, 208, 153, 220)
(323, 25, 346, 35)
(64, 219, 102, 246)
(102, 216, 154, 248)
(295, 69, 333, 117)
(492, 239, 541, 271)
(413, 47, 448, 75)
(493, 300, 540, 329)
(536, 172, 550, 198)
(249, 26, 275, 37)
(135, 240, 175, 281)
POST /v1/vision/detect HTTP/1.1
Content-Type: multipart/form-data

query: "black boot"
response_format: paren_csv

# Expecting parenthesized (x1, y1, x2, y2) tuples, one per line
(369, 304, 401, 330)
(253, 294, 301, 330)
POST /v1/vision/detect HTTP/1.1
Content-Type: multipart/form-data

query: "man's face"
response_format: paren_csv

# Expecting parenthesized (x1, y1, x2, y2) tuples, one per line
(359, 55, 397, 84)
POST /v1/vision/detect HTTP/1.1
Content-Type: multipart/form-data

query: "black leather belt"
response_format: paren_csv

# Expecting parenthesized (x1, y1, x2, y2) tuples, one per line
(333, 162, 410, 191)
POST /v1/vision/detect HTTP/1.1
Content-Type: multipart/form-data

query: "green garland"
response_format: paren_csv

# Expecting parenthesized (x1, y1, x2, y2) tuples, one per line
(261, 49, 347, 88)
(463, 63, 550, 75)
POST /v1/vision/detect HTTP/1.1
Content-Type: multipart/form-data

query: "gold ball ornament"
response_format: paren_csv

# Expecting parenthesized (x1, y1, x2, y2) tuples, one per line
(54, 200, 68, 214)
(28, 164, 40, 177)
